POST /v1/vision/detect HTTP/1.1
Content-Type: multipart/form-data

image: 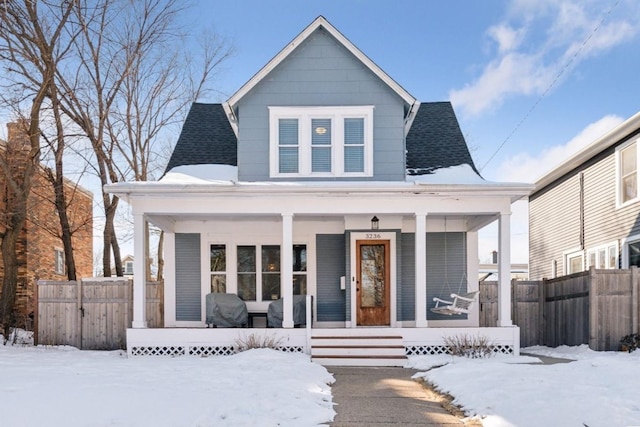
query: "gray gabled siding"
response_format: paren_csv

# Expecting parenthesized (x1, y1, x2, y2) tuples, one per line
(400, 233, 415, 321)
(426, 232, 467, 321)
(175, 233, 201, 321)
(237, 27, 406, 182)
(316, 234, 346, 321)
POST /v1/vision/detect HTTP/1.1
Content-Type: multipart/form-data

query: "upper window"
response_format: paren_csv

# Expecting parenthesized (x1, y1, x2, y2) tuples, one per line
(269, 106, 374, 178)
(124, 261, 134, 275)
(617, 140, 639, 206)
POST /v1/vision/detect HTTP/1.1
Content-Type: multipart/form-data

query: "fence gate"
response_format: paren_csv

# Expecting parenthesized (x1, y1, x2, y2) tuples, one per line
(37, 279, 143, 350)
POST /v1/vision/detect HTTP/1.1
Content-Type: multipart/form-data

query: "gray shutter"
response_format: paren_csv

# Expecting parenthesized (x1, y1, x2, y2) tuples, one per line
(175, 233, 201, 321)
(316, 234, 346, 321)
(426, 232, 467, 320)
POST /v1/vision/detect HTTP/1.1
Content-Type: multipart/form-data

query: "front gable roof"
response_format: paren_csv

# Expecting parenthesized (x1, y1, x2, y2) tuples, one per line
(226, 16, 416, 110)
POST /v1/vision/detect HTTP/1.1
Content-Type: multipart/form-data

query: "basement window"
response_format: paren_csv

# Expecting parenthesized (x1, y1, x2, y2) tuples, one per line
(54, 249, 65, 275)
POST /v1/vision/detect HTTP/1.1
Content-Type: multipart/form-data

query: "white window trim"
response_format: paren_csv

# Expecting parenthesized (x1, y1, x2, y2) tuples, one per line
(621, 233, 640, 269)
(269, 105, 374, 178)
(586, 241, 618, 270)
(615, 138, 640, 208)
(54, 248, 65, 275)
(563, 248, 584, 275)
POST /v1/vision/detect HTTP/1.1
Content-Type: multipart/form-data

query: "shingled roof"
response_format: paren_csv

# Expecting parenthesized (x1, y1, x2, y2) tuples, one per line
(165, 101, 481, 179)
(164, 103, 236, 174)
(406, 102, 481, 176)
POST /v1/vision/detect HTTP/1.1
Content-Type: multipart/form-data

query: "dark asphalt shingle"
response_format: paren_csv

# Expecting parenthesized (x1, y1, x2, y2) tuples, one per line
(406, 102, 481, 177)
(165, 101, 481, 180)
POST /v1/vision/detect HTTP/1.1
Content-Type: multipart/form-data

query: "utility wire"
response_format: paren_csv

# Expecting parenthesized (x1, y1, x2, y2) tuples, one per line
(479, 0, 621, 172)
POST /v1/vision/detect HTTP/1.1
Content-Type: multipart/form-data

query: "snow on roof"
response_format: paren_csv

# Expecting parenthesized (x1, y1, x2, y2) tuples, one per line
(406, 164, 487, 185)
(160, 164, 238, 184)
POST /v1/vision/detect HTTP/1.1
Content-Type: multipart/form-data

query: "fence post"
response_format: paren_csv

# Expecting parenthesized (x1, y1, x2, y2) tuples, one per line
(632, 266, 638, 335)
(33, 279, 39, 346)
(588, 266, 598, 350)
(539, 278, 546, 346)
(77, 280, 83, 350)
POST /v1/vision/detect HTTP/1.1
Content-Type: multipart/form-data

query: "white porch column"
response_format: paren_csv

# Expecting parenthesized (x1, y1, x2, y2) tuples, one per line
(498, 212, 513, 327)
(282, 213, 294, 328)
(132, 213, 147, 328)
(415, 214, 428, 327)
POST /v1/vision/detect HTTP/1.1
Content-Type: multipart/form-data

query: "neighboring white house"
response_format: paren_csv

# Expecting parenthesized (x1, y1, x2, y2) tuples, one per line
(106, 16, 532, 364)
(530, 111, 640, 280)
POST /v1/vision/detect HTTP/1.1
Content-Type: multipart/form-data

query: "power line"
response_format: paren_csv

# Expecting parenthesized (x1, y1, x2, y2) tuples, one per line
(479, 0, 621, 172)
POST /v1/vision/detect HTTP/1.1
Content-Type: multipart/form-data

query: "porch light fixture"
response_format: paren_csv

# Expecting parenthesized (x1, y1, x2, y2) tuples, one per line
(371, 216, 379, 230)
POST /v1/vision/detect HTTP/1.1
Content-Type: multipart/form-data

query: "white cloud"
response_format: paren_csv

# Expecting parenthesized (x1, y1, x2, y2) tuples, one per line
(496, 114, 624, 183)
(479, 114, 625, 267)
(450, 0, 639, 117)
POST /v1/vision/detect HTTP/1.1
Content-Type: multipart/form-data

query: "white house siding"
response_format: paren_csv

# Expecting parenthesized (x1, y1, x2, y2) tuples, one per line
(530, 174, 582, 279)
(236, 27, 406, 182)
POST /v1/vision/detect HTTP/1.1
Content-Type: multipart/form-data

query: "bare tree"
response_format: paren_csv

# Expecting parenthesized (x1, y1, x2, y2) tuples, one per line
(0, 0, 75, 340)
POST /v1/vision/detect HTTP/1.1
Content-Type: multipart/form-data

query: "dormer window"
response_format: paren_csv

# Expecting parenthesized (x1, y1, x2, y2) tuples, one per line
(269, 106, 373, 177)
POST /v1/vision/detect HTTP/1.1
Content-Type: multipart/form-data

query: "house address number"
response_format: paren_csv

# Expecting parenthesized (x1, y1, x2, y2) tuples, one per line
(366, 233, 381, 239)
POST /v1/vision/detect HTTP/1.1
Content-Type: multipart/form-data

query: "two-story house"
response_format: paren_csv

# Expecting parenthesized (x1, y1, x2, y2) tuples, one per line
(0, 121, 94, 324)
(106, 16, 532, 364)
(530, 111, 640, 280)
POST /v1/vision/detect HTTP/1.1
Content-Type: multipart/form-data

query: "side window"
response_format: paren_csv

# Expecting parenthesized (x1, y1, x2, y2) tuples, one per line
(618, 141, 638, 206)
(293, 244, 307, 295)
(237, 246, 257, 301)
(124, 261, 134, 275)
(586, 243, 618, 269)
(210, 244, 226, 293)
(628, 241, 640, 268)
(54, 249, 65, 275)
(566, 251, 583, 274)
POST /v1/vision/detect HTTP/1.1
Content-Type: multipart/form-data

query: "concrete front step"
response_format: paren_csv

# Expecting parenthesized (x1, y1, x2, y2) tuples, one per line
(311, 334, 407, 366)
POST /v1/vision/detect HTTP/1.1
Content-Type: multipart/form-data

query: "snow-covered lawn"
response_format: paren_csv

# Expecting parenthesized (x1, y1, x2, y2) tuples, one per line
(0, 334, 335, 427)
(409, 345, 640, 427)
(4, 329, 640, 427)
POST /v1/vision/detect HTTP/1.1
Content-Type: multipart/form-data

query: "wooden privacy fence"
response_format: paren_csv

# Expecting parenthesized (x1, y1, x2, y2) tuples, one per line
(36, 279, 163, 350)
(480, 267, 640, 351)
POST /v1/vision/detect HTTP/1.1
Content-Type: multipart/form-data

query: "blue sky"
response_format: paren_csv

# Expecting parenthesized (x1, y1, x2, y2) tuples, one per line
(181, 0, 640, 262)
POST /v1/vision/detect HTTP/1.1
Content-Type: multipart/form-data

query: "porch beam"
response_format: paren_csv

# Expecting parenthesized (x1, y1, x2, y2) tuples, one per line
(415, 214, 428, 327)
(132, 213, 147, 328)
(498, 212, 512, 327)
(282, 213, 294, 328)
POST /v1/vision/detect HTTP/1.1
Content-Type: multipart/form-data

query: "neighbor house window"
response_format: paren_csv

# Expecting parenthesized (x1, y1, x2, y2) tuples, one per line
(210, 244, 226, 293)
(124, 261, 134, 275)
(54, 249, 65, 275)
(587, 243, 618, 269)
(269, 106, 374, 177)
(617, 139, 639, 206)
(628, 240, 640, 268)
(565, 251, 583, 274)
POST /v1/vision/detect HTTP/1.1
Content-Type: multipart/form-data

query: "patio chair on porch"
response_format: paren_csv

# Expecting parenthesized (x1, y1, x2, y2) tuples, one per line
(205, 293, 248, 327)
(431, 291, 479, 316)
(267, 295, 308, 327)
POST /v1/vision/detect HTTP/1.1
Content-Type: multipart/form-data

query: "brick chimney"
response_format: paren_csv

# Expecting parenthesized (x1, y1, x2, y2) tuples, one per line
(7, 119, 31, 148)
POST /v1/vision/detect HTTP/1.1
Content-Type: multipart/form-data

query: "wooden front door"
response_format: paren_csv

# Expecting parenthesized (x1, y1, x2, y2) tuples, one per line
(356, 240, 390, 326)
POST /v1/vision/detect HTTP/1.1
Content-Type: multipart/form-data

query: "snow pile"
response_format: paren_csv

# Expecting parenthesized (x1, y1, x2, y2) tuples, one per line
(411, 346, 640, 427)
(0, 342, 335, 427)
(406, 164, 487, 185)
(161, 164, 238, 184)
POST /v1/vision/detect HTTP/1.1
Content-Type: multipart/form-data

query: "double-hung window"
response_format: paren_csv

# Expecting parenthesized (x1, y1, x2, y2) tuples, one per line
(236, 244, 307, 301)
(617, 139, 639, 206)
(586, 242, 618, 269)
(210, 244, 227, 293)
(269, 106, 374, 177)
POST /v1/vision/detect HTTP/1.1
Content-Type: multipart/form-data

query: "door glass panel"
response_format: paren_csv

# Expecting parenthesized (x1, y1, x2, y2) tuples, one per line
(360, 244, 385, 308)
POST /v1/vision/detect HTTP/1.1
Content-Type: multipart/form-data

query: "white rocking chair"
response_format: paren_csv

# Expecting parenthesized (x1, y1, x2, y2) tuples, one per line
(431, 291, 479, 316)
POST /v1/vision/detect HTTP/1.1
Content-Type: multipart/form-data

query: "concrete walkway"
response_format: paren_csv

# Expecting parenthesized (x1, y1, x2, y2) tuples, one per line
(328, 367, 476, 426)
